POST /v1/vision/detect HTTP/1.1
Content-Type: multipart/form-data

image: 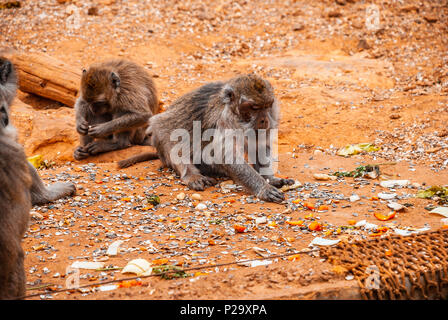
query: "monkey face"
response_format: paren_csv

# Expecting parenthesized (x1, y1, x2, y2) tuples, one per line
(224, 74, 275, 129)
(81, 67, 121, 111)
(238, 99, 273, 129)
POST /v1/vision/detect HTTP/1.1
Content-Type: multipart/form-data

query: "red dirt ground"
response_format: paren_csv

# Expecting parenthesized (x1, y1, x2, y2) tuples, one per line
(1, 0, 447, 299)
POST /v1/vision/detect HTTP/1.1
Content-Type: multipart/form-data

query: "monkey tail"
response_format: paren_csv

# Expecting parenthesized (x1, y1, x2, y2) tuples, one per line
(117, 152, 159, 169)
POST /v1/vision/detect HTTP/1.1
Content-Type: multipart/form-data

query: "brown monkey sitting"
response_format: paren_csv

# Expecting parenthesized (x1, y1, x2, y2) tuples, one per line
(118, 74, 294, 203)
(0, 58, 32, 299)
(0, 58, 76, 206)
(74, 59, 159, 160)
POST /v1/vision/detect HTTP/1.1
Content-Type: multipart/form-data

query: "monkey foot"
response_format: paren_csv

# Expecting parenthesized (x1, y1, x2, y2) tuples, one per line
(268, 177, 295, 188)
(257, 184, 285, 203)
(73, 146, 90, 160)
(184, 174, 217, 191)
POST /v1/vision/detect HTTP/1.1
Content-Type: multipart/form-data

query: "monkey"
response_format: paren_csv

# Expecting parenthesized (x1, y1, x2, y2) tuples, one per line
(0, 58, 32, 299)
(118, 74, 294, 203)
(73, 59, 159, 160)
(0, 57, 76, 206)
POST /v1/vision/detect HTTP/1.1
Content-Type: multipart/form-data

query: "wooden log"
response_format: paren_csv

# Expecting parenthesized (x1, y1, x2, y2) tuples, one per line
(2, 50, 81, 107)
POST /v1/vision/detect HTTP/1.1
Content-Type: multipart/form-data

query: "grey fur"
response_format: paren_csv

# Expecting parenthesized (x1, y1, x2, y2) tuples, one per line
(74, 59, 159, 160)
(0, 58, 76, 206)
(0, 57, 32, 299)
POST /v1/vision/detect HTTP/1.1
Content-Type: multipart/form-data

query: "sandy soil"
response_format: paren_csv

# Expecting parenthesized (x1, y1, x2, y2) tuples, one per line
(1, 0, 447, 300)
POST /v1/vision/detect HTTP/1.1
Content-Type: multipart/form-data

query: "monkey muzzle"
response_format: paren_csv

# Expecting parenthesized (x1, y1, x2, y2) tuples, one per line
(0, 104, 8, 128)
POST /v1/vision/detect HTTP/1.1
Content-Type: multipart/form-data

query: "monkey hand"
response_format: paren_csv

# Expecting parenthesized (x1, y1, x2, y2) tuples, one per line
(73, 146, 90, 160)
(257, 183, 285, 203)
(267, 176, 295, 188)
(88, 123, 108, 138)
(76, 119, 89, 135)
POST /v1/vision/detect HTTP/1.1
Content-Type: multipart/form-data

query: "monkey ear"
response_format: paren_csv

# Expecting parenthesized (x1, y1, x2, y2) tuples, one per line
(222, 85, 235, 104)
(111, 72, 120, 89)
(0, 60, 12, 84)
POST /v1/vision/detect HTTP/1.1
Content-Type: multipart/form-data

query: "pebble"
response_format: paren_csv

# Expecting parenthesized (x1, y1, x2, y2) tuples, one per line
(176, 192, 186, 200)
(191, 193, 202, 201)
(195, 203, 207, 210)
(378, 192, 397, 200)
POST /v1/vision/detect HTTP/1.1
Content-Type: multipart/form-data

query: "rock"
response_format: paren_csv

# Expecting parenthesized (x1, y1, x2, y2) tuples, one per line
(349, 194, 360, 202)
(389, 113, 401, 119)
(313, 149, 323, 155)
(378, 192, 397, 200)
(191, 193, 202, 201)
(176, 192, 186, 200)
(387, 202, 404, 211)
(106, 240, 123, 256)
(335, 0, 346, 5)
(380, 180, 410, 188)
(327, 10, 342, 18)
(30, 212, 44, 220)
(292, 23, 304, 31)
(11, 99, 78, 162)
(400, 5, 419, 13)
(357, 39, 371, 51)
(255, 217, 267, 224)
(195, 203, 207, 210)
(88, 6, 99, 15)
(313, 173, 336, 181)
(423, 15, 438, 23)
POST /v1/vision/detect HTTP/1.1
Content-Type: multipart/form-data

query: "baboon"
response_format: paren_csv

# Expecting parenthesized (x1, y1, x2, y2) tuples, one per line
(73, 59, 159, 160)
(118, 74, 294, 203)
(0, 58, 76, 206)
(0, 58, 31, 299)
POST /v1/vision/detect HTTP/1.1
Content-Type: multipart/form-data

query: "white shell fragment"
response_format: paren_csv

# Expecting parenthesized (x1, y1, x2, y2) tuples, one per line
(280, 181, 302, 192)
(98, 284, 118, 292)
(252, 247, 271, 258)
(394, 227, 430, 236)
(377, 192, 397, 200)
(255, 217, 267, 224)
(237, 260, 272, 268)
(429, 207, 448, 218)
(195, 203, 207, 210)
(309, 237, 340, 246)
(387, 202, 405, 211)
(70, 261, 105, 270)
(313, 173, 336, 181)
(355, 220, 378, 230)
(121, 258, 152, 276)
(380, 180, 410, 188)
(350, 194, 360, 202)
(106, 240, 124, 256)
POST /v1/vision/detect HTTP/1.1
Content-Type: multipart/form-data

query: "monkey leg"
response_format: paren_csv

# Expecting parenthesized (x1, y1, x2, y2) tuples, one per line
(73, 134, 93, 160)
(28, 162, 76, 206)
(223, 162, 285, 203)
(12, 249, 25, 299)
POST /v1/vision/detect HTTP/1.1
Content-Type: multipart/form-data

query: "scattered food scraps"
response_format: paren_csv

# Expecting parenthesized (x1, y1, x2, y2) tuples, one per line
(121, 259, 152, 276)
(337, 143, 380, 157)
